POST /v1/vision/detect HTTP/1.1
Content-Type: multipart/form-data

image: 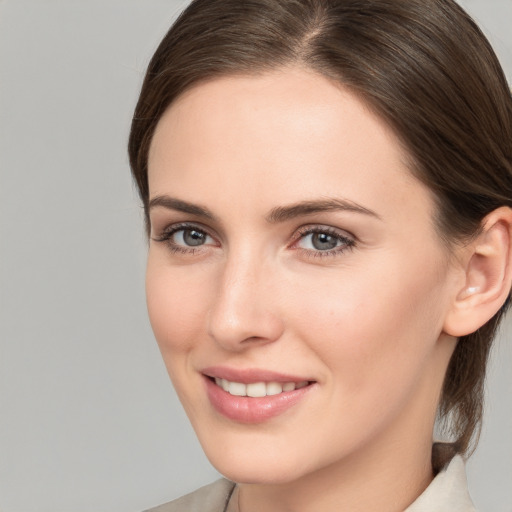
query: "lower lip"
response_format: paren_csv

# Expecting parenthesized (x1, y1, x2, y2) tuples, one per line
(204, 376, 314, 424)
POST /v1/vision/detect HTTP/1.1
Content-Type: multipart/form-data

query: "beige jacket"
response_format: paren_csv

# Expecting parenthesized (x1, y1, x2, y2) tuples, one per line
(145, 455, 476, 512)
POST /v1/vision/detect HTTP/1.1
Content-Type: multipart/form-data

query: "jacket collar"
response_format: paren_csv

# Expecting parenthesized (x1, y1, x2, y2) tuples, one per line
(405, 455, 476, 511)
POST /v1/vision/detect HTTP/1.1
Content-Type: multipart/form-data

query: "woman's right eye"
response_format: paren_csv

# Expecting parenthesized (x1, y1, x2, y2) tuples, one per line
(172, 228, 212, 247)
(153, 224, 216, 253)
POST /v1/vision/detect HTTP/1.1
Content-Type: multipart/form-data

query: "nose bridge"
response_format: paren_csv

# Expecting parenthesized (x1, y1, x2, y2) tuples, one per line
(207, 245, 283, 349)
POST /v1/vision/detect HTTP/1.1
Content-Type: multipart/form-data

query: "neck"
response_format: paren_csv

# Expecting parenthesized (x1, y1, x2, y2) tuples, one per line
(238, 433, 434, 512)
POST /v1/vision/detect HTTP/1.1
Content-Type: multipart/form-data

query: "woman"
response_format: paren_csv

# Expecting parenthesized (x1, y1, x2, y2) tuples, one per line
(129, 0, 512, 510)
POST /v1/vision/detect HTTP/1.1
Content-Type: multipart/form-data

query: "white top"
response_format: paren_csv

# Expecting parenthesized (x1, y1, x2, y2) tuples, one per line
(145, 455, 476, 512)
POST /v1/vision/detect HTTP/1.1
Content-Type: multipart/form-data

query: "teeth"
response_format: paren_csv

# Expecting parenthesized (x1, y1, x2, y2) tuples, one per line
(266, 382, 283, 395)
(247, 382, 266, 397)
(213, 378, 309, 397)
(228, 381, 246, 396)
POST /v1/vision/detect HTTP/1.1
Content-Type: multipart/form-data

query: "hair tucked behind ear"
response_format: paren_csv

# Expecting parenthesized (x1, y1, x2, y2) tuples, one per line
(129, 0, 512, 455)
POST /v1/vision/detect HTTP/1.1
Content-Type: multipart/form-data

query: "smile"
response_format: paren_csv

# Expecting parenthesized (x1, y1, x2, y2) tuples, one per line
(213, 378, 309, 397)
(202, 369, 316, 423)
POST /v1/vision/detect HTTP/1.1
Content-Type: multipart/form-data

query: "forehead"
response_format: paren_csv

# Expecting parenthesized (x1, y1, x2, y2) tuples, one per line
(148, 67, 433, 226)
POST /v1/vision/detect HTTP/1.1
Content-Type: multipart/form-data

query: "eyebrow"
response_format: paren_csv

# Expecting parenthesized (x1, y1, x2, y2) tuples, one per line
(148, 195, 381, 223)
(149, 195, 217, 220)
(266, 198, 381, 223)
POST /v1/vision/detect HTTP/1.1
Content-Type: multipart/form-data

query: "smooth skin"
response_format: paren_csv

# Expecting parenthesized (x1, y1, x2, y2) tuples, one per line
(146, 68, 512, 512)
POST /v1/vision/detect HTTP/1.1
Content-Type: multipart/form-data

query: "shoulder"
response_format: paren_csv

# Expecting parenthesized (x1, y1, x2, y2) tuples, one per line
(144, 479, 236, 512)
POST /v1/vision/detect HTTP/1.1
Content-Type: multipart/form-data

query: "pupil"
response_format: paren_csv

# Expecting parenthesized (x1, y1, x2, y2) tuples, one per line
(184, 229, 205, 246)
(312, 232, 338, 250)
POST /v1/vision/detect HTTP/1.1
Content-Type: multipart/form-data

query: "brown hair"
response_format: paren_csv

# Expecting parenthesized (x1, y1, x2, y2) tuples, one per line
(128, 0, 512, 455)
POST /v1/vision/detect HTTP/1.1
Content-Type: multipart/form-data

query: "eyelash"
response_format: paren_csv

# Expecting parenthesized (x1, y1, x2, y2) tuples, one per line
(152, 223, 356, 258)
(292, 226, 356, 258)
(152, 223, 215, 255)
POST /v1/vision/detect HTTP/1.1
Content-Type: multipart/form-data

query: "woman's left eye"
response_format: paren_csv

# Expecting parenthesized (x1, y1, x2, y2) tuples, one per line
(294, 228, 355, 255)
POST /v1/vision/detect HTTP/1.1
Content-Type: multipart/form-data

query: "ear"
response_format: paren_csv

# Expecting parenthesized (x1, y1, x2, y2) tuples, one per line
(443, 207, 512, 337)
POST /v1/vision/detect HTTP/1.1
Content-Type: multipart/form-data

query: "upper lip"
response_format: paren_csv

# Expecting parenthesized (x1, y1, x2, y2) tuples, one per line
(201, 366, 313, 384)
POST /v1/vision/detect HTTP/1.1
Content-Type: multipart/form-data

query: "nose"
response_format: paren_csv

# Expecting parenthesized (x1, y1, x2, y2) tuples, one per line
(207, 252, 285, 351)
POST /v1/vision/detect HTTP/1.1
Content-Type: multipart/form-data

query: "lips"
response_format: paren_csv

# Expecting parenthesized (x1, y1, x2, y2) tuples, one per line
(202, 366, 315, 423)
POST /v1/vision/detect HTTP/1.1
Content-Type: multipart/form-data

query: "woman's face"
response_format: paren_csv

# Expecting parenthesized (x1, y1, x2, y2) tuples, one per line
(146, 68, 461, 483)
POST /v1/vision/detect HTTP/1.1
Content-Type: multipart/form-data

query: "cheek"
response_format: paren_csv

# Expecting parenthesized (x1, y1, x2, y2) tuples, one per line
(287, 257, 449, 392)
(145, 257, 211, 355)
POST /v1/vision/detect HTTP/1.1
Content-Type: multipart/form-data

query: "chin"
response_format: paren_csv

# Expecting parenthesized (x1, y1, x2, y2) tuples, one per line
(196, 423, 344, 486)
(192, 427, 305, 484)
(210, 454, 306, 485)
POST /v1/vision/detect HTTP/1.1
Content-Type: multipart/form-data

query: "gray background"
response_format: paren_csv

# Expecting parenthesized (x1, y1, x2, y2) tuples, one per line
(0, 1, 511, 511)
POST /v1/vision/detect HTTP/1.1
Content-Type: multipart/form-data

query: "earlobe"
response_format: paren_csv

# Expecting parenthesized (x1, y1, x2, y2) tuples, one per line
(443, 207, 512, 337)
